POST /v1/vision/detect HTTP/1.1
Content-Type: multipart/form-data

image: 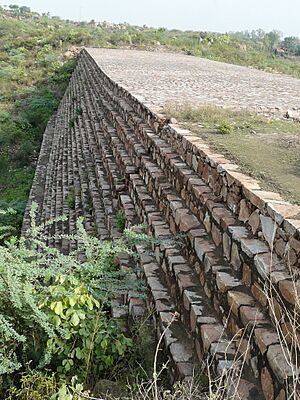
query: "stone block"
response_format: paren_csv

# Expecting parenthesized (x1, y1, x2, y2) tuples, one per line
(261, 367, 275, 400)
(216, 272, 241, 293)
(211, 223, 222, 246)
(228, 225, 249, 241)
(254, 328, 279, 354)
(239, 199, 251, 222)
(266, 203, 300, 225)
(200, 324, 224, 353)
(230, 242, 241, 270)
(169, 341, 193, 363)
(240, 238, 269, 258)
(267, 344, 296, 383)
(278, 280, 300, 306)
(194, 237, 216, 262)
(239, 305, 267, 328)
(248, 209, 261, 235)
(227, 291, 255, 316)
(260, 215, 277, 249)
(223, 232, 231, 261)
(254, 253, 285, 280)
(251, 282, 268, 307)
(179, 213, 200, 233)
(242, 263, 252, 287)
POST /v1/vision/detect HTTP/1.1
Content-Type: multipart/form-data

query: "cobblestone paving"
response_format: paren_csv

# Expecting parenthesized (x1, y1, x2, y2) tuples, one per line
(87, 47, 300, 114)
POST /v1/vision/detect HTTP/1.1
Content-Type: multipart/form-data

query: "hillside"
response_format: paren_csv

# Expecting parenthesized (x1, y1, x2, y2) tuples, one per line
(1, 4, 300, 233)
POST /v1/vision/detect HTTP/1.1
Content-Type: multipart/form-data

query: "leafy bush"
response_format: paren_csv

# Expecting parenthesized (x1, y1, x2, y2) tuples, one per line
(5, 371, 59, 400)
(17, 89, 59, 136)
(0, 203, 141, 392)
(13, 140, 35, 166)
(44, 274, 132, 380)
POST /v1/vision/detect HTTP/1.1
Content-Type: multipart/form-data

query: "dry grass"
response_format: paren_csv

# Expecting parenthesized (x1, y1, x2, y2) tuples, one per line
(163, 103, 300, 204)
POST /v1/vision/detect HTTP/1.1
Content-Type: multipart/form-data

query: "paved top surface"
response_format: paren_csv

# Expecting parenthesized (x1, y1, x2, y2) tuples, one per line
(87, 48, 300, 114)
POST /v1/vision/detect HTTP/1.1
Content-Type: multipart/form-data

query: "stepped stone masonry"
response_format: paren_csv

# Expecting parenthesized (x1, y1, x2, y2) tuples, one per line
(23, 48, 300, 399)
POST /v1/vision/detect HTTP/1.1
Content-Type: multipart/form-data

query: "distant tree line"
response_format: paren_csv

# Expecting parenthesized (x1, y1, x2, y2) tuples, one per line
(231, 29, 300, 56)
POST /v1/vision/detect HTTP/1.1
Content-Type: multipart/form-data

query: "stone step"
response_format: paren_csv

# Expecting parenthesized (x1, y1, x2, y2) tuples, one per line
(88, 61, 300, 353)
(72, 78, 262, 396)
(80, 66, 294, 396)
(23, 51, 299, 399)
(86, 54, 300, 344)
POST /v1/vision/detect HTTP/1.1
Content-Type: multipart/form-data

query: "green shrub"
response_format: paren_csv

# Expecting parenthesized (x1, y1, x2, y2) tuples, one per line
(84, 191, 93, 213)
(44, 274, 132, 380)
(75, 107, 82, 116)
(67, 189, 75, 209)
(0, 203, 141, 387)
(116, 209, 126, 232)
(5, 371, 58, 400)
(17, 90, 59, 136)
(217, 120, 233, 134)
(14, 140, 35, 166)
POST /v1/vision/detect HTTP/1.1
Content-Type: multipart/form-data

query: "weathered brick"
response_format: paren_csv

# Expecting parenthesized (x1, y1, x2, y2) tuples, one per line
(216, 272, 241, 293)
(240, 305, 267, 327)
(279, 280, 300, 306)
(227, 291, 255, 316)
(200, 324, 224, 352)
(267, 344, 295, 383)
(251, 282, 268, 307)
(179, 213, 200, 233)
(230, 242, 242, 270)
(194, 237, 216, 262)
(255, 328, 279, 354)
(242, 263, 252, 287)
(261, 367, 275, 400)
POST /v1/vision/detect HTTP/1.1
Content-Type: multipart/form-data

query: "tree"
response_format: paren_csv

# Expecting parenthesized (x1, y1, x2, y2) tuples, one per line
(19, 6, 31, 15)
(264, 30, 282, 50)
(282, 36, 300, 55)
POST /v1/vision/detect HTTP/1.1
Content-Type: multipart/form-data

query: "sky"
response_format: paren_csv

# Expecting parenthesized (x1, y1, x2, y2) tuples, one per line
(0, 0, 299, 38)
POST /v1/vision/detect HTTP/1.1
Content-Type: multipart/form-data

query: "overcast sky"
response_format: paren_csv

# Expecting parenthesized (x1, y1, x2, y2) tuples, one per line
(1, 0, 299, 37)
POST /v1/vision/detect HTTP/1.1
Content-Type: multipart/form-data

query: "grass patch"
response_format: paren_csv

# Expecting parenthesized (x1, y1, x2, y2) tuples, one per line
(164, 104, 300, 204)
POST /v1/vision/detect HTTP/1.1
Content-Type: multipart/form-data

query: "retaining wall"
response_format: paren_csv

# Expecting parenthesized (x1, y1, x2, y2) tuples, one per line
(23, 48, 300, 400)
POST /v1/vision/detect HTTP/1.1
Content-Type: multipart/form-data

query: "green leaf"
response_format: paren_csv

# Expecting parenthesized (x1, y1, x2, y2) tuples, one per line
(101, 339, 108, 350)
(69, 296, 76, 307)
(53, 315, 61, 327)
(70, 312, 80, 326)
(75, 347, 82, 359)
(77, 310, 86, 320)
(54, 301, 64, 316)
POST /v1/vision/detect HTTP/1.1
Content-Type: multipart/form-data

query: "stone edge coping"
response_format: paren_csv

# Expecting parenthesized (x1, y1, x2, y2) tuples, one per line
(84, 48, 300, 240)
(161, 122, 300, 236)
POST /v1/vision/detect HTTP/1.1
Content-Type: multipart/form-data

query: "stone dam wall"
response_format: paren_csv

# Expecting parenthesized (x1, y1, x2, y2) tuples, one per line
(23, 49, 300, 400)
